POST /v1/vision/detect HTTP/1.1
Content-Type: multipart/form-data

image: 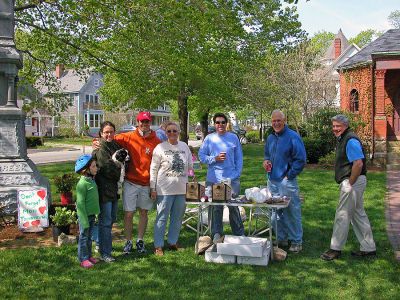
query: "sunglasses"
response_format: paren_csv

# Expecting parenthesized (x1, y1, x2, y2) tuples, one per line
(139, 120, 150, 123)
(215, 121, 226, 125)
(167, 130, 178, 133)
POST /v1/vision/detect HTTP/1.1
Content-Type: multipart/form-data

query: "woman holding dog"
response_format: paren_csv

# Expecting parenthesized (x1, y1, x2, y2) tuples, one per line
(92, 121, 124, 262)
(150, 121, 194, 256)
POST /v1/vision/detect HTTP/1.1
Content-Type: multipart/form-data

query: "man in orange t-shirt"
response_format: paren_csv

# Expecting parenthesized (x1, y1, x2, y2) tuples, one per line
(94, 111, 160, 254)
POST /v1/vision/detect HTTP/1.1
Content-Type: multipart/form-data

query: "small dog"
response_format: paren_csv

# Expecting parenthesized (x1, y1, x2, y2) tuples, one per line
(112, 148, 130, 194)
(58, 232, 78, 247)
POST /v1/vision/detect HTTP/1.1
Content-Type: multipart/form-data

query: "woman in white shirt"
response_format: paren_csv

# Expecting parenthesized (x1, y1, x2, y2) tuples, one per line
(150, 121, 193, 256)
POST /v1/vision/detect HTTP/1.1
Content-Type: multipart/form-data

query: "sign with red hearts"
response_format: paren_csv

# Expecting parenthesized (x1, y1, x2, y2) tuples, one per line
(18, 189, 49, 232)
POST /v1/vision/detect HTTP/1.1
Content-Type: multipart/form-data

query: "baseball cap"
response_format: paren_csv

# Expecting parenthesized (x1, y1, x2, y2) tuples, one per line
(136, 111, 152, 122)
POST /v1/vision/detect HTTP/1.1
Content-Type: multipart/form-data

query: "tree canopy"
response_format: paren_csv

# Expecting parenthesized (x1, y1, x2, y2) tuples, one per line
(14, 0, 305, 142)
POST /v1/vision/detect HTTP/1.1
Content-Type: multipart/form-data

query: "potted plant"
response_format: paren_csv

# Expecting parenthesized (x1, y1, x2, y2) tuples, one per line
(50, 207, 77, 242)
(54, 173, 78, 205)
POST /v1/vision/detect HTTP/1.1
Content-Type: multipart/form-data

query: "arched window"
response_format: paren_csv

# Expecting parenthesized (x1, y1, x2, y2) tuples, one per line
(350, 89, 359, 112)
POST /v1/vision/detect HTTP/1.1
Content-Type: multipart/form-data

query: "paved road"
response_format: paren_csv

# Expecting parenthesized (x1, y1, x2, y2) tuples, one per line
(29, 140, 203, 165)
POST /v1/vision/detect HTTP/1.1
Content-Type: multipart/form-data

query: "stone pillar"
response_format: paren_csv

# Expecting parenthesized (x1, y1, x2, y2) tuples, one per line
(0, 0, 51, 223)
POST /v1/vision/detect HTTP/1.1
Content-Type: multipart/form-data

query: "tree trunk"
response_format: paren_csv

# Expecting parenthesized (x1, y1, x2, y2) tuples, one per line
(177, 91, 189, 144)
(200, 110, 209, 139)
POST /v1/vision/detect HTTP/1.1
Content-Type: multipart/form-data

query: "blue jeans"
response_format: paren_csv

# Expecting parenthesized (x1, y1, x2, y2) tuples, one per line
(92, 223, 99, 247)
(99, 200, 118, 256)
(154, 194, 186, 248)
(268, 178, 303, 244)
(78, 215, 95, 262)
(207, 179, 245, 237)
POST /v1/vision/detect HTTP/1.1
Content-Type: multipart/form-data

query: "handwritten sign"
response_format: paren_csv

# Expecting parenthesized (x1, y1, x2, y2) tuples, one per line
(18, 189, 49, 232)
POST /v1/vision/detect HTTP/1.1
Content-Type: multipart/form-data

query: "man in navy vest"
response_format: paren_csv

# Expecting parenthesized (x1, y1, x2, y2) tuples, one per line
(263, 110, 306, 253)
(321, 114, 376, 261)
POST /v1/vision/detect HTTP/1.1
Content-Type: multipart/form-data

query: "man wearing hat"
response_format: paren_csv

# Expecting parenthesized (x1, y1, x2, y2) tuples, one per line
(321, 114, 376, 261)
(94, 111, 160, 254)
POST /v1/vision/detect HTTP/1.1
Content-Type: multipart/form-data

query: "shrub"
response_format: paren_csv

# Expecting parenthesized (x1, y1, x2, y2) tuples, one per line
(26, 136, 43, 148)
(50, 207, 77, 226)
(53, 173, 79, 193)
(58, 118, 79, 138)
(303, 137, 329, 164)
(318, 151, 336, 168)
(246, 130, 261, 143)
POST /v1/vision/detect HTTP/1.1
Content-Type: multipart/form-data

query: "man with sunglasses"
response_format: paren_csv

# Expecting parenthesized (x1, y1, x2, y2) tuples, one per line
(263, 109, 306, 253)
(93, 111, 160, 255)
(199, 112, 245, 244)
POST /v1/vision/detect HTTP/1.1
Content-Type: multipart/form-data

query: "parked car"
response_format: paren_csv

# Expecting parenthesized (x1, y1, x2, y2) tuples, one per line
(118, 124, 136, 133)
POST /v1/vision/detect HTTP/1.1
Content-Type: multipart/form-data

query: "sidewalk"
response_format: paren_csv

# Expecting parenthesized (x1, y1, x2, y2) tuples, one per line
(385, 170, 400, 261)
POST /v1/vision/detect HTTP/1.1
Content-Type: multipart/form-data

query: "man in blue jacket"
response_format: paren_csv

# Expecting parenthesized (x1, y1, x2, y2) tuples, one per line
(263, 109, 306, 253)
(199, 112, 245, 244)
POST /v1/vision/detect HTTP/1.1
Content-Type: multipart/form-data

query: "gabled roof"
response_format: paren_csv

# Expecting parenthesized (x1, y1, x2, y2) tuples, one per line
(322, 29, 350, 61)
(37, 69, 90, 95)
(338, 29, 400, 70)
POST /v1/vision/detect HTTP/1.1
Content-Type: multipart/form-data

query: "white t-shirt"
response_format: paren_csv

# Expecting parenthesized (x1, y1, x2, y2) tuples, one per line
(150, 141, 193, 195)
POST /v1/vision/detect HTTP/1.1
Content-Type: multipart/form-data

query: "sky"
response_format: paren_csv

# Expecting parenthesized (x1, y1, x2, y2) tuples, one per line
(295, 0, 399, 39)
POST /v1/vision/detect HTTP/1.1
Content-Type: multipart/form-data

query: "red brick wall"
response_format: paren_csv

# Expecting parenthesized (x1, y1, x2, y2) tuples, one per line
(339, 66, 374, 149)
(385, 70, 400, 137)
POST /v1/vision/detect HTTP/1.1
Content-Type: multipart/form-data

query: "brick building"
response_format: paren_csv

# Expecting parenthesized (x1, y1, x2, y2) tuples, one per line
(338, 29, 400, 165)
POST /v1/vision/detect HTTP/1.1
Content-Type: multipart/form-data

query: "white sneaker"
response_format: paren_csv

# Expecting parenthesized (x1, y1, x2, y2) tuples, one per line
(100, 255, 116, 263)
(213, 233, 224, 245)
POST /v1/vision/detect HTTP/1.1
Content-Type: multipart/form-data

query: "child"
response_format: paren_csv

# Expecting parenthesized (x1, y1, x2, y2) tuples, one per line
(188, 146, 201, 177)
(75, 154, 100, 268)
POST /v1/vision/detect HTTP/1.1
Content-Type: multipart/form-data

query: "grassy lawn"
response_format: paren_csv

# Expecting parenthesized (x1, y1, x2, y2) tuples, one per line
(44, 136, 94, 146)
(1, 144, 398, 299)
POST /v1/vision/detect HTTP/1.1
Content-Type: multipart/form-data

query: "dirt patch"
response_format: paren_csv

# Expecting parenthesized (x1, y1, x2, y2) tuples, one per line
(0, 223, 124, 250)
(0, 223, 79, 250)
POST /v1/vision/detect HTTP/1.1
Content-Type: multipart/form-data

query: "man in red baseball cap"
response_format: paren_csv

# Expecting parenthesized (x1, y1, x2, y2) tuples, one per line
(92, 111, 160, 255)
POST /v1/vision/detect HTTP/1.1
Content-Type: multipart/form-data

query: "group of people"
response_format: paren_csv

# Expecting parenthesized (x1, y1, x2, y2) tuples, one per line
(73, 109, 376, 268)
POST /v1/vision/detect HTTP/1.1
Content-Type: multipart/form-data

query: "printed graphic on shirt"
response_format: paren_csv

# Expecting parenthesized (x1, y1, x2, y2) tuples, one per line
(165, 150, 186, 177)
(145, 147, 151, 155)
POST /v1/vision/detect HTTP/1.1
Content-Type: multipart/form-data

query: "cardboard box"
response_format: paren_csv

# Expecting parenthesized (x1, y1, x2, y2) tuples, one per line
(186, 182, 205, 201)
(217, 235, 268, 257)
(212, 183, 232, 202)
(237, 241, 271, 266)
(205, 245, 236, 264)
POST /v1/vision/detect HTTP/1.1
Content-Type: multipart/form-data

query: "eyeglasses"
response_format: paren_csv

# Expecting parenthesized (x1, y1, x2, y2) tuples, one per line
(167, 130, 178, 133)
(215, 121, 226, 125)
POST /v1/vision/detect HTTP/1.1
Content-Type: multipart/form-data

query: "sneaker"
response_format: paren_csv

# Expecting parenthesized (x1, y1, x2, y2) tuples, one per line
(80, 260, 94, 269)
(321, 249, 341, 261)
(123, 240, 133, 255)
(136, 240, 147, 254)
(168, 244, 181, 251)
(100, 255, 116, 263)
(154, 247, 164, 256)
(289, 244, 302, 253)
(351, 250, 376, 257)
(88, 257, 99, 264)
(213, 233, 224, 245)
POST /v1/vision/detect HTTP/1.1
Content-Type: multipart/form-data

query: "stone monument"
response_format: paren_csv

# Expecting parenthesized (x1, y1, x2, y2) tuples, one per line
(0, 0, 51, 224)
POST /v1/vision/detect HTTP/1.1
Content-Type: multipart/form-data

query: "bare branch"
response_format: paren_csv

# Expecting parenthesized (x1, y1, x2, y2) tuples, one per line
(15, 18, 128, 75)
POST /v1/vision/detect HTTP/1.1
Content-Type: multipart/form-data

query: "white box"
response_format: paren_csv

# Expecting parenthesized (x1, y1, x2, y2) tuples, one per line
(237, 241, 271, 266)
(217, 235, 268, 258)
(205, 245, 236, 264)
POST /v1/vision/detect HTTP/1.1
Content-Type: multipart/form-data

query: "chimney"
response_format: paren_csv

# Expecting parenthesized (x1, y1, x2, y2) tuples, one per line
(55, 64, 65, 79)
(334, 38, 341, 59)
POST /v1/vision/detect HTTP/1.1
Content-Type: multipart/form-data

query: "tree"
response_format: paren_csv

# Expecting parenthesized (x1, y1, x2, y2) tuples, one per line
(388, 10, 400, 29)
(309, 31, 335, 55)
(14, 1, 305, 143)
(349, 29, 382, 48)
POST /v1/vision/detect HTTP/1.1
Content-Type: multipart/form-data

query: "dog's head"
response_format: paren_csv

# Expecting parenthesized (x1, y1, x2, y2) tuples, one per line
(115, 149, 129, 162)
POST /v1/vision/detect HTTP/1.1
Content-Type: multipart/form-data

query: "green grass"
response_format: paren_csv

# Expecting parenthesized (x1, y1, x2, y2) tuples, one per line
(1, 144, 399, 299)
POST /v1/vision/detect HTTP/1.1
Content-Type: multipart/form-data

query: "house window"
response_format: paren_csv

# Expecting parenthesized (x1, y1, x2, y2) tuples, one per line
(350, 89, 359, 112)
(94, 79, 100, 87)
(85, 94, 100, 104)
(84, 113, 103, 128)
(25, 117, 32, 126)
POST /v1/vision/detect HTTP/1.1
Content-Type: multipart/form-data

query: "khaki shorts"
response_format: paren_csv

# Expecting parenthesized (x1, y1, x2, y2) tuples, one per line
(122, 181, 154, 212)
